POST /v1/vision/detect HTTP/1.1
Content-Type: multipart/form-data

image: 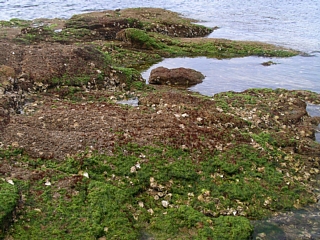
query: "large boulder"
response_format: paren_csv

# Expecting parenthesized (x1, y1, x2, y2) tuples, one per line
(148, 67, 204, 87)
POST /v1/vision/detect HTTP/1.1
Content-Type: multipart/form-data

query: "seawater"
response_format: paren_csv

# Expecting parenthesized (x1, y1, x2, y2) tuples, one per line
(142, 55, 320, 95)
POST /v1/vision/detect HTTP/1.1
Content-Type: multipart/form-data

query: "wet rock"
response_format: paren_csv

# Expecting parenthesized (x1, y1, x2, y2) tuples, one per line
(0, 104, 10, 131)
(148, 67, 204, 87)
(0, 42, 144, 93)
(65, 8, 214, 41)
(261, 61, 277, 66)
(65, 11, 143, 40)
(161, 200, 169, 208)
(0, 65, 16, 90)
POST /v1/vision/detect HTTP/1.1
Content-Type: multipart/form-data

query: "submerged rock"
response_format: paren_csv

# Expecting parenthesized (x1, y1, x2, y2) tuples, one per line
(148, 67, 205, 87)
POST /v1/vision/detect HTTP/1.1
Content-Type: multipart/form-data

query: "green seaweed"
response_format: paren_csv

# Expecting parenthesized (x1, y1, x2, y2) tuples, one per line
(0, 181, 19, 239)
(1, 136, 316, 239)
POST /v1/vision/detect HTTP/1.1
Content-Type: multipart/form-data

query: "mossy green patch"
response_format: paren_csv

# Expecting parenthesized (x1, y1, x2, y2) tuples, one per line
(52, 28, 92, 43)
(113, 66, 144, 89)
(123, 28, 165, 50)
(101, 43, 162, 69)
(0, 18, 31, 27)
(100, 32, 298, 71)
(146, 33, 298, 58)
(51, 74, 91, 87)
(0, 181, 19, 239)
(151, 205, 252, 239)
(2, 137, 316, 239)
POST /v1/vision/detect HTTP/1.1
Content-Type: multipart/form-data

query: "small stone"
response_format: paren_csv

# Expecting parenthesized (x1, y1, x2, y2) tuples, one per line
(11, 142, 19, 148)
(17, 132, 24, 137)
(7, 179, 14, 185)
(130, 166, 137, 173)
(45, 180, 51, 186)
(158, 192, 164, 197)
(197, 194, 204, 202)
(138, 201, 144, 208)
(188, 192, 194, 197)
(83, 172, 89, 178)
(257, 232, 266, 238)
(161, 200, 169, 208)
(147, 209, 154, 215)
(150, 182, 157, 188)
(135, 163, 141, 169)
(164, 193, 172, 201)
(181, 145, 188, 150)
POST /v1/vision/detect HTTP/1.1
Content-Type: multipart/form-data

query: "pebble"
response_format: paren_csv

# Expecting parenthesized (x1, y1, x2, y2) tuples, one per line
(161, 200, 169, 208)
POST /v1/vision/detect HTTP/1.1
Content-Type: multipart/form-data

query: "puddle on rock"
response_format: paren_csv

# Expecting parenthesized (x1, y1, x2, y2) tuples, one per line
(142, 55, 320, 96)
(117, 97, 139, 107)
(307, 103, 320, 143)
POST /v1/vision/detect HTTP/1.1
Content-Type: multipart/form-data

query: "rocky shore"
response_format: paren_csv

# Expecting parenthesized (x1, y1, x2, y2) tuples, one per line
(1, 8, 319, 239)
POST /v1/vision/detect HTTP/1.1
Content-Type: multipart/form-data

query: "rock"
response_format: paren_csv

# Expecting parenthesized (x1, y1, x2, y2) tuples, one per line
(66, 8, 213, 40)
(66, 12, 142, 40)
(0, 97, 10, 131)
(161, 200, 169, 208)
(148, 67, 204, 87)
(261, 61, 277, 66)
(0, 42, 144, 92)
(0, 65, 15, 90)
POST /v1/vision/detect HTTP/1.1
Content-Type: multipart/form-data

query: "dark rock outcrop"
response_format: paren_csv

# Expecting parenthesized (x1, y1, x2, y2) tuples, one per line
(148, 67, 205, 87)
(0, 42, 143, 93)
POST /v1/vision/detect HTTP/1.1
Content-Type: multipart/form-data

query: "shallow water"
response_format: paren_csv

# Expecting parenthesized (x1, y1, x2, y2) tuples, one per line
(142, 54, 320, 96)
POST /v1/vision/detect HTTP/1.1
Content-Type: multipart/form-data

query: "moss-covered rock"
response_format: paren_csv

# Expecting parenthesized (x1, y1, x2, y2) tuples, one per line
(0, 180, 19, 239)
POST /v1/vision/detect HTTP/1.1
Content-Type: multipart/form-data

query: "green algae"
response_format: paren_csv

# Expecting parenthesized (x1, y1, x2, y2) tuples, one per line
(97, 32, 298, 71)
(1, 137, 316, 239)
(0, 18, 31, 28)
(151, 205, 252, 239)
(122, 28, 165, 50)
(0, 181, 19, 239)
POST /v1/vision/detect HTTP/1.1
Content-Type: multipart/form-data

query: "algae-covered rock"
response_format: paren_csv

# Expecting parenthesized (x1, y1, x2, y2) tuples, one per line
(0, 181, 19, 239)
(116, 28, 164, 49)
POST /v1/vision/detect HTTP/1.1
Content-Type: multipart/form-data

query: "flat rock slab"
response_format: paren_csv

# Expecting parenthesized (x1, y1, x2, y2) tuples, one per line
(148, 67, 204, 87)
